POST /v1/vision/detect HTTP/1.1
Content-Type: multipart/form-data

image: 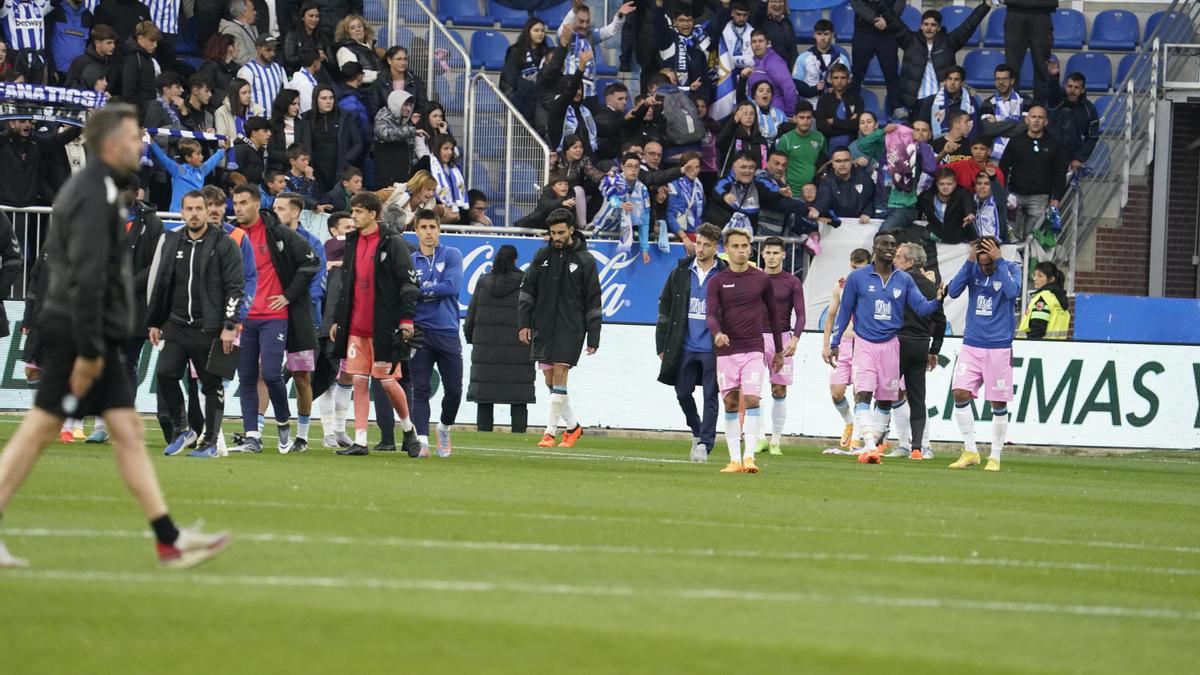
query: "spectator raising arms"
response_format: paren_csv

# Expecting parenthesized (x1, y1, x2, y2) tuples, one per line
(305, 84, 363, 193)
(883, 0, 990, 115)
(652, 7, 710, 101)
(500, 18, 549, 124)
(333, 14, 379, 85)
(546, 48, 598, 158)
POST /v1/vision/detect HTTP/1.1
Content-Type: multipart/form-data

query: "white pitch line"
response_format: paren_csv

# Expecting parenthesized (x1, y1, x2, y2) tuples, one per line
(5, 527, 1199, 578)
(3, 568, 1197, 622)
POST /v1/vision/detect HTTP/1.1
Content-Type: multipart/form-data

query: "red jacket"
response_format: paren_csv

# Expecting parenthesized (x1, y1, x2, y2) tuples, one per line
(946, 159, 1006, 192)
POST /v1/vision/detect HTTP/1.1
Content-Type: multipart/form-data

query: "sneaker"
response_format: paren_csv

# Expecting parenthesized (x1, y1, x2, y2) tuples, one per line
(767, 441, 783, 456)
(157, 522, 232, 570)
(417, 441, 431, 458)
(884, 446, 910, 458)
(949, 450, 981, 469)
(84, 429, 109, 443)
(58, 430, 74, 443)
(537, 433, 557, 448)
(742, 456, 759, 473)
(719, 461, 743, 473)
(335, 444, 369, 456)
(858, 449, 883, 464)
(921, 446, 934, 460)
(558, 424, 583, 448)
(72, 427, 86, 441)
(277, 424, 293, 454)
(689, 440, 707, 463)
(291, 438, 308, 454)
(231, 432, 246, 446)
(984, 458, 1001, 472)
(334, 431, 353, 447)
(164, 429, 198, 457)
(839, 423, 854, 449)
(436, 422, 453, 457)
(373, 442, 397, 452)
(0, 540, 29, 568)
(233, 436, 263, 454)
(323, 434, 340, 449)
(402, 428, 423, 457)
(188, 443, 220, 458)
(909, 449, 923, 460)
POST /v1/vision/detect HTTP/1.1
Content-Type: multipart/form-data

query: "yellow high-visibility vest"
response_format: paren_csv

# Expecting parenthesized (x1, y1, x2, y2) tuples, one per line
(1018, 288, 1070, 339)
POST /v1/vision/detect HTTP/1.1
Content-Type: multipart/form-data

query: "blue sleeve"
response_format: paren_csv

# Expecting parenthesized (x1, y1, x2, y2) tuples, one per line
(906, 273, 941, 317)
(998, 259, 1022, 300)
(666, 183, 684, 233)
(307, 234, 326, 321)
(148, 143, 183, 178)
(831, 276, 856, 347)
(422, 247, 463, 299)
(947, 260, 973, 299)
(238, 235, 257, 320)
(638, 185, 651, 253)
(200, 147, 227, 176)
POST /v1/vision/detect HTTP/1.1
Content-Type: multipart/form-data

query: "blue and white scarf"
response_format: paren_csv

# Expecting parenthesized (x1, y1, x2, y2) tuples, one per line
(595, 169, 649, 255)
(722, 21, 754, 70)
(663, 25, 709, 82)
(930, 87, 975, 138)
(975, 194, 999, 239)
(521, 48, 543, 80)
(988, 90, 1023, 159)
(561, 104, 597, 152)
(430, 158, 468, 210)
(565, 34, 596, 98)
(756, 105, 787, 144)
(155, 96, 181, 126)
(668, 175, 704, 233)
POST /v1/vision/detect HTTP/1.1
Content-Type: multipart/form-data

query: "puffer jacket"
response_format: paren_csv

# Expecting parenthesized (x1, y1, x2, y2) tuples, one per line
(883, 1, 989, 110)
(464, 269, 536, 405)
(372, 99, 418, 187)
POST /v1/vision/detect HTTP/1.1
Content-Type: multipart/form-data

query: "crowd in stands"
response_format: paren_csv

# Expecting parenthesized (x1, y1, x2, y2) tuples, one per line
(0, 0, 1100, 269)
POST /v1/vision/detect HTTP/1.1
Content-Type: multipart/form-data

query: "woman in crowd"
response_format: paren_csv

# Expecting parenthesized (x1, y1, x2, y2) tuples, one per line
(1019, 261, 1071, 339)
(382, 170, 438, 231)
(500, 18, 550, 123)
(413, 100, 451, 163)
(267, 89, 313, 171)
(284, 1, 336, 75)
(666, 152, 705, 255)
(419, 134, 468, 223)
(692, 96, 721, 193)
(334, 14, 381, 85)
(305, 84, 363, 193)
(373, 90, 419, 187)
(196, 33, 240, 111)
(717, 101, 768, 176)
(214, 77, 262, 141)
(463, 244, 535, 434)
(552, 133, 604, 216)
(368, 46, 426, 120)
(750, 81, 788, 147)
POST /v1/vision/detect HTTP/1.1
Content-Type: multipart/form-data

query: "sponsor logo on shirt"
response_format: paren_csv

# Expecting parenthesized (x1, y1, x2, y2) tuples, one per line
(687, 296, 706, 320)
(873, 299, 892, 321)
(975, 295, 994, 317)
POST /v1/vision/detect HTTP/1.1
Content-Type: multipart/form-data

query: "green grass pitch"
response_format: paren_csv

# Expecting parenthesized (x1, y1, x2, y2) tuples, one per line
(1, 416, 1198, 674)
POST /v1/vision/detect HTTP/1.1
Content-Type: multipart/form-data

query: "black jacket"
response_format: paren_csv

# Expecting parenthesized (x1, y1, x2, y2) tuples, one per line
(464, 269, 536, 405)
(534, 46, 568, 137)
(1045, 81, 1100, 164)
(40, 161, 135, 357)
(500, 43, 547, 123)
(0, 126, 80, 207)
(127, 200, 164, 331)
(752, 6, 798, 70)
(883, 1, 989, 110)
(815, 90, 865, 141)
(119, 38, 158, 118)
(716, 121, 769, 176)
(283, 25, 336, 74)
(243, 209, 321, 352)
(366, 68, 426, 120)
(546, 69, 595, 158)
(0, 210, 23, 338)
(918, 186, 978, 244)
(305, 106, 364, 190)
(196, 59, 240, 112)
(815, 167, 875, 218)
(64, 45, 113, 88)
(330, 223, 419, 364)
(656, 255, 726, 386)
(146, 225, 246, 334)
(998, 132, 1068, 200)
(230, 139, 270, 186)
(898, 266, 947, 353)
(309, 0, 363, 29)
(850, 0, 906, 30)
(93, 0, 150, 40)
(267, 116, 314, 171)
(517, 232, 602, 367)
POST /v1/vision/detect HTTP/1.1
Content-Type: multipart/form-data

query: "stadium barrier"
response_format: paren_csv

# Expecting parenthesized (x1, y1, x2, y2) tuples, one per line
(390, 0, 473, 146)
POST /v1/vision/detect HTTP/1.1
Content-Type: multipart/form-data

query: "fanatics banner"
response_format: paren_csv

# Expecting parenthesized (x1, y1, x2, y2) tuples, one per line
(0, 83, 107, 127)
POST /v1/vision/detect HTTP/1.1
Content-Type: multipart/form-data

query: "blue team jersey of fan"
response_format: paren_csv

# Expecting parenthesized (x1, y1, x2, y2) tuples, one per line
(832, 266, 941, 346)
(3, 0, 48, 51)
(947, 258, 1022, 349)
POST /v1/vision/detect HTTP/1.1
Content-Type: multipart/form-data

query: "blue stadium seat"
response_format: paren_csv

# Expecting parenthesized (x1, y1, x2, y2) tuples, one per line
(864, 57, 884, 85)
(1099, 97, 1128, 135)
(831, 2, 855, 43)
(1145, 11, 1196, 44)
(1093, 95, 1111, 119)
(489, 0, 530, 29)
(963, 49, 1005, 89)
(901, 6, 920, 31)
(1115, 53, 1150, 89)
(470, 30, 510, 70)
(1089, 10, 1139, 51)
(474, 86, 505, 115)
(471, 161, 494, 199)
(861, 88, 883, 122)
(938, 5, 981, 47)
(537, 0, 573, 28)
(1065, 52, 1112, 92)
(791, 9, 823, 43)
(177, 17, 198, 56)
(474, 115, 506, 158)
(983, 6, 1006, 48)
(595, 78, 626, 106)
(595, 47, 618, 76)
(439, 0, 492, 27)
(363, 0, 386, 23)
(434, 76, 464, 113)
(1051, 9, 1086, 49)
(386, 26, 416, 50)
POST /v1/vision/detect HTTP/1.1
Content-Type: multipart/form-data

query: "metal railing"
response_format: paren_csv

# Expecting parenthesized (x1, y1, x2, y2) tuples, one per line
(1054, 3, 1200, 292)
(464, 73, 552, 228)
(389, 1, 473, 145)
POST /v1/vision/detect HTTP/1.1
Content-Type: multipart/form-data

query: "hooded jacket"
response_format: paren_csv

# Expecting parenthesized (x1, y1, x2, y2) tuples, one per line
(372, 90, 418, 186)
(464, 268, 536, 405)
(366, 66, 426, 121)
(745, 47, 798, 115)
(517, 232, 602, 367)
(1045, 79, 1100, 164)
(119, 37, 158, 117)
(65, 43, 112, 88)
(145, 224, 246, 333)
(883, 1, 989, 110)
(330, 222, 420, 364)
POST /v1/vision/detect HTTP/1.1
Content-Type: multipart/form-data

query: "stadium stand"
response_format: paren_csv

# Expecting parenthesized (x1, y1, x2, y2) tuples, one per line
(1089, 10, 1140, 51)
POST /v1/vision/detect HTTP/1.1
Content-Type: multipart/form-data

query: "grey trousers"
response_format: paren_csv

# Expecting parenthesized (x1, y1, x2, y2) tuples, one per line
(1011, 192, 1049, 241)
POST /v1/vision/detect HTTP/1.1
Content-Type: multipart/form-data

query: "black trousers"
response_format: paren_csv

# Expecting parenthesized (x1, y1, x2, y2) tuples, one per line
(156, 323, 225, 443)
(476, 403, 529, 434)
(899, 336, 931, 449)
(1005, 10, 1053, 98)
(851, 28, 901, 111)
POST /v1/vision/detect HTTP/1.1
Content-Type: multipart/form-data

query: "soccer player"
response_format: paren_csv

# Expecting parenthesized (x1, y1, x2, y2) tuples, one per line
(229, 184, 319, 454)
(828, 232, 945, 463)
(410, 212, 464, 458)
(145, 191, 245, 458)
(270, 193, 326, 453)
(518, 208, 602, 449)
(656, 222, 725, 463)
(706, 228, 784, 474)
(0, 105, 230, 569)
(327, 194, 422, 457)
(757, 237, 804, 456)
(822, 248, 871, 453)
(946, 236, 1020, 471)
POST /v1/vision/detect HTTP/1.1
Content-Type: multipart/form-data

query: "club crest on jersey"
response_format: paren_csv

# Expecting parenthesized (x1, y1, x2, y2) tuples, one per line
(569, 262, 578, 273)
(993, 281, 1001, 291)
(435, 262, 445, 272)
(855, 184, 863, 193)
(381, 251, 388, 261)
(892, 288, 901, 299)
(275, 241, 284, 251)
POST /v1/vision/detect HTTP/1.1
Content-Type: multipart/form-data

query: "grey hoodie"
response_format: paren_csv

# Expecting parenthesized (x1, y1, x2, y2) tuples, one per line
(219, 18, 259, 67)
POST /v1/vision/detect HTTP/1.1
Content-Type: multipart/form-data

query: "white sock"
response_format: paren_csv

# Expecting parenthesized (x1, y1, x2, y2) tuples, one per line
(954, 403, 977, 454)
(833, 396, 853, 424)
(891, 399, 912, 450)
(546, 390, 566, 436)
(418, 434, 429, 447)
(297, 415, 310, 440)
(560, 394, 578, 430)
(398, 417, 414, 433)
(990, 407, 1008, 461)
(724, 411, 741, 462)
(355, 429, 367, 446)
(317, 392, 334, 434)
(871, 405, 890, 448)
(854, 403, 873, 448)
(743, 407, 761, 460)
(333, 384, 352, 433)
(92, 419, 106, 433)
(770, 396, 786, 444)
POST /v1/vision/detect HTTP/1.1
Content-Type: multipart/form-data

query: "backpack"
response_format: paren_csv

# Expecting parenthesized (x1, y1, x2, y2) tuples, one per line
(659, 85, 705, 146)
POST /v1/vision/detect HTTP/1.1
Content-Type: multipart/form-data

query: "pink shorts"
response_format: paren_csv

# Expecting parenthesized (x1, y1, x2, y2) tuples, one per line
(717, 352, 765, 397)
(852, 336, 901, 401)
(952, 345, 1014, 402)
(830, 334, 855, 386)
(762, 333, 793, 386)
(286, 349, 316, 372)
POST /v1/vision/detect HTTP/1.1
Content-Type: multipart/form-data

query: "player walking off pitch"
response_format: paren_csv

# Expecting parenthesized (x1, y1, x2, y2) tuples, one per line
(758, 237, 805, 456)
